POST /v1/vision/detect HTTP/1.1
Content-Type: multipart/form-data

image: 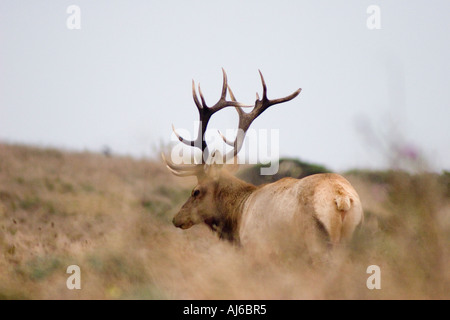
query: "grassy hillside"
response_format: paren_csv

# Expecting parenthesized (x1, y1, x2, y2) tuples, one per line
(0, 143, 448, 299)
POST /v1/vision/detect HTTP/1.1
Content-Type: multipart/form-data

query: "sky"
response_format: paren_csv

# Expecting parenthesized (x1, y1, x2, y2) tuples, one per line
(1, 0, 449, 172)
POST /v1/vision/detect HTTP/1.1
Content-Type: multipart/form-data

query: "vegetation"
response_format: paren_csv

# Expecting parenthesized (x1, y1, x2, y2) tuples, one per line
(0, 143, 448, 299)
(237, 158, 330, 185)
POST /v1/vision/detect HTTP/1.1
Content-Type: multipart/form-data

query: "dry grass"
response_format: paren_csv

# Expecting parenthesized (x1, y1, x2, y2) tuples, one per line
(0, 143, 448, 300)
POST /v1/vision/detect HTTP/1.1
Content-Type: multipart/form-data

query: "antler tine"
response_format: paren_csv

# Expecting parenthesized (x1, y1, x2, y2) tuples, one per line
(268, 87, 302, 106)
(218, 84, 245, 147)
(257, 70, 302, 104)
(222, 70, 302, 162)
(172, 124, 196, 147)
(192, 80, 203, 110)
(258, 70, 268, 101)
(218, 130, 234, 147)
(161, 152, 203, 177)
(210, 69, 254, 112)
(221, 68, 228, 98)
(253, 70, 302, 117)
(198, 84, 208, 108)
(172, 80, 207, 150)
(227, 84, 245, 116)
(165, 165, 199, 177)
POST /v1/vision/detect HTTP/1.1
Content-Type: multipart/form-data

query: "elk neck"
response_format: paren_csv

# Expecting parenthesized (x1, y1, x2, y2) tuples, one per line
(208, 171, 257, 243)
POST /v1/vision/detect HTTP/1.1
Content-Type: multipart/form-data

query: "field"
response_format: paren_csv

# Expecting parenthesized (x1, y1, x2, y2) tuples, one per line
(0, 143, 448, 299)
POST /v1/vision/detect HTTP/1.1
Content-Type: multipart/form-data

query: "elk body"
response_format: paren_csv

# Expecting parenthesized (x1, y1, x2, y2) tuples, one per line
(164, 70, 363, 248)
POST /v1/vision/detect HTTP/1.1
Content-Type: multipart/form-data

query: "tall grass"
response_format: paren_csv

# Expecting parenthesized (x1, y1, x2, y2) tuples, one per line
(0, 143, 448, 299)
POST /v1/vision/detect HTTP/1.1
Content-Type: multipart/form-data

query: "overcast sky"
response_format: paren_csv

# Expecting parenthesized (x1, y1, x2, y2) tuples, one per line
(1, 0, 449, 172)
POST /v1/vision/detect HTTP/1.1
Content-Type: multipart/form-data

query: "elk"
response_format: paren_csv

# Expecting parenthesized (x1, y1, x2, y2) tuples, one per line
(163, 69, 363, 250)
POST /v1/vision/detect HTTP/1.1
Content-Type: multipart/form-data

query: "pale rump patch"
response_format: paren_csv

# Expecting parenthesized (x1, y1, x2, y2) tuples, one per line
(335, 195, 352, 212)
(239, 173, 363, 246)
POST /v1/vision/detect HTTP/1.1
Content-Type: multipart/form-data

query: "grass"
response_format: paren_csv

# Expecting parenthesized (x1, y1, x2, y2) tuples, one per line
(0, 143, 448, 299)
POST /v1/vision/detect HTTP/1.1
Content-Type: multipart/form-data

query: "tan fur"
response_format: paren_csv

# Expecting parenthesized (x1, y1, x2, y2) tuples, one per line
(172, 170, 363, 247)
(168, 70, 363, 249)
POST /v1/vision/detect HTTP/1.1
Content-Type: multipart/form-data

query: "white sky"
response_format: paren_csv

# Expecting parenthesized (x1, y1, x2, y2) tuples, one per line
(1, 0, 449, 172)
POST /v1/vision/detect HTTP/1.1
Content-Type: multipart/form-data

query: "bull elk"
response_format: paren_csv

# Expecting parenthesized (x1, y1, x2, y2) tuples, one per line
(163, 69, 363, 249)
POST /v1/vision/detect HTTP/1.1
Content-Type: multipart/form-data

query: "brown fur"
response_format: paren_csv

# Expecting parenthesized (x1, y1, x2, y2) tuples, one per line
(168, 70, 363, 247)
(172, 168, 363, 247)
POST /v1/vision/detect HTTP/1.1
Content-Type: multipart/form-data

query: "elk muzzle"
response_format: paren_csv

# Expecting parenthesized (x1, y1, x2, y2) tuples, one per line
(172, 211, 195, 229)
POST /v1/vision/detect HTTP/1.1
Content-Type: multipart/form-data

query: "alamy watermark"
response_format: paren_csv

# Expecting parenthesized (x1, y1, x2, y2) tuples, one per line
(366, 265, 381, 290)
(66, 5, 382, 31)
(64, 264, 381, 291)
(66, 265, 81, 290)
(170, 121, 280, 175)
(367, 5, 381, 30)
(66, 5, 81, 30)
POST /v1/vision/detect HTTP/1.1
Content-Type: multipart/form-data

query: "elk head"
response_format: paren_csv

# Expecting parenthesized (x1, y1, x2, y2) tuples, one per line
(163, 69, 301, 236)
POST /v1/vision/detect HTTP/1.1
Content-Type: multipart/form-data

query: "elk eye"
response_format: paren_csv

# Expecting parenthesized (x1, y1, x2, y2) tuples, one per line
(192, 189, 200, 197)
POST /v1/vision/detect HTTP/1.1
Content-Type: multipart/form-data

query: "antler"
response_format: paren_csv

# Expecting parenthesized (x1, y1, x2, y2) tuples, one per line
(164, 69, 253, 177)
(163, 69, 301, 177)
(171, 68, 253, 163)
(220, 70, 301, 161)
